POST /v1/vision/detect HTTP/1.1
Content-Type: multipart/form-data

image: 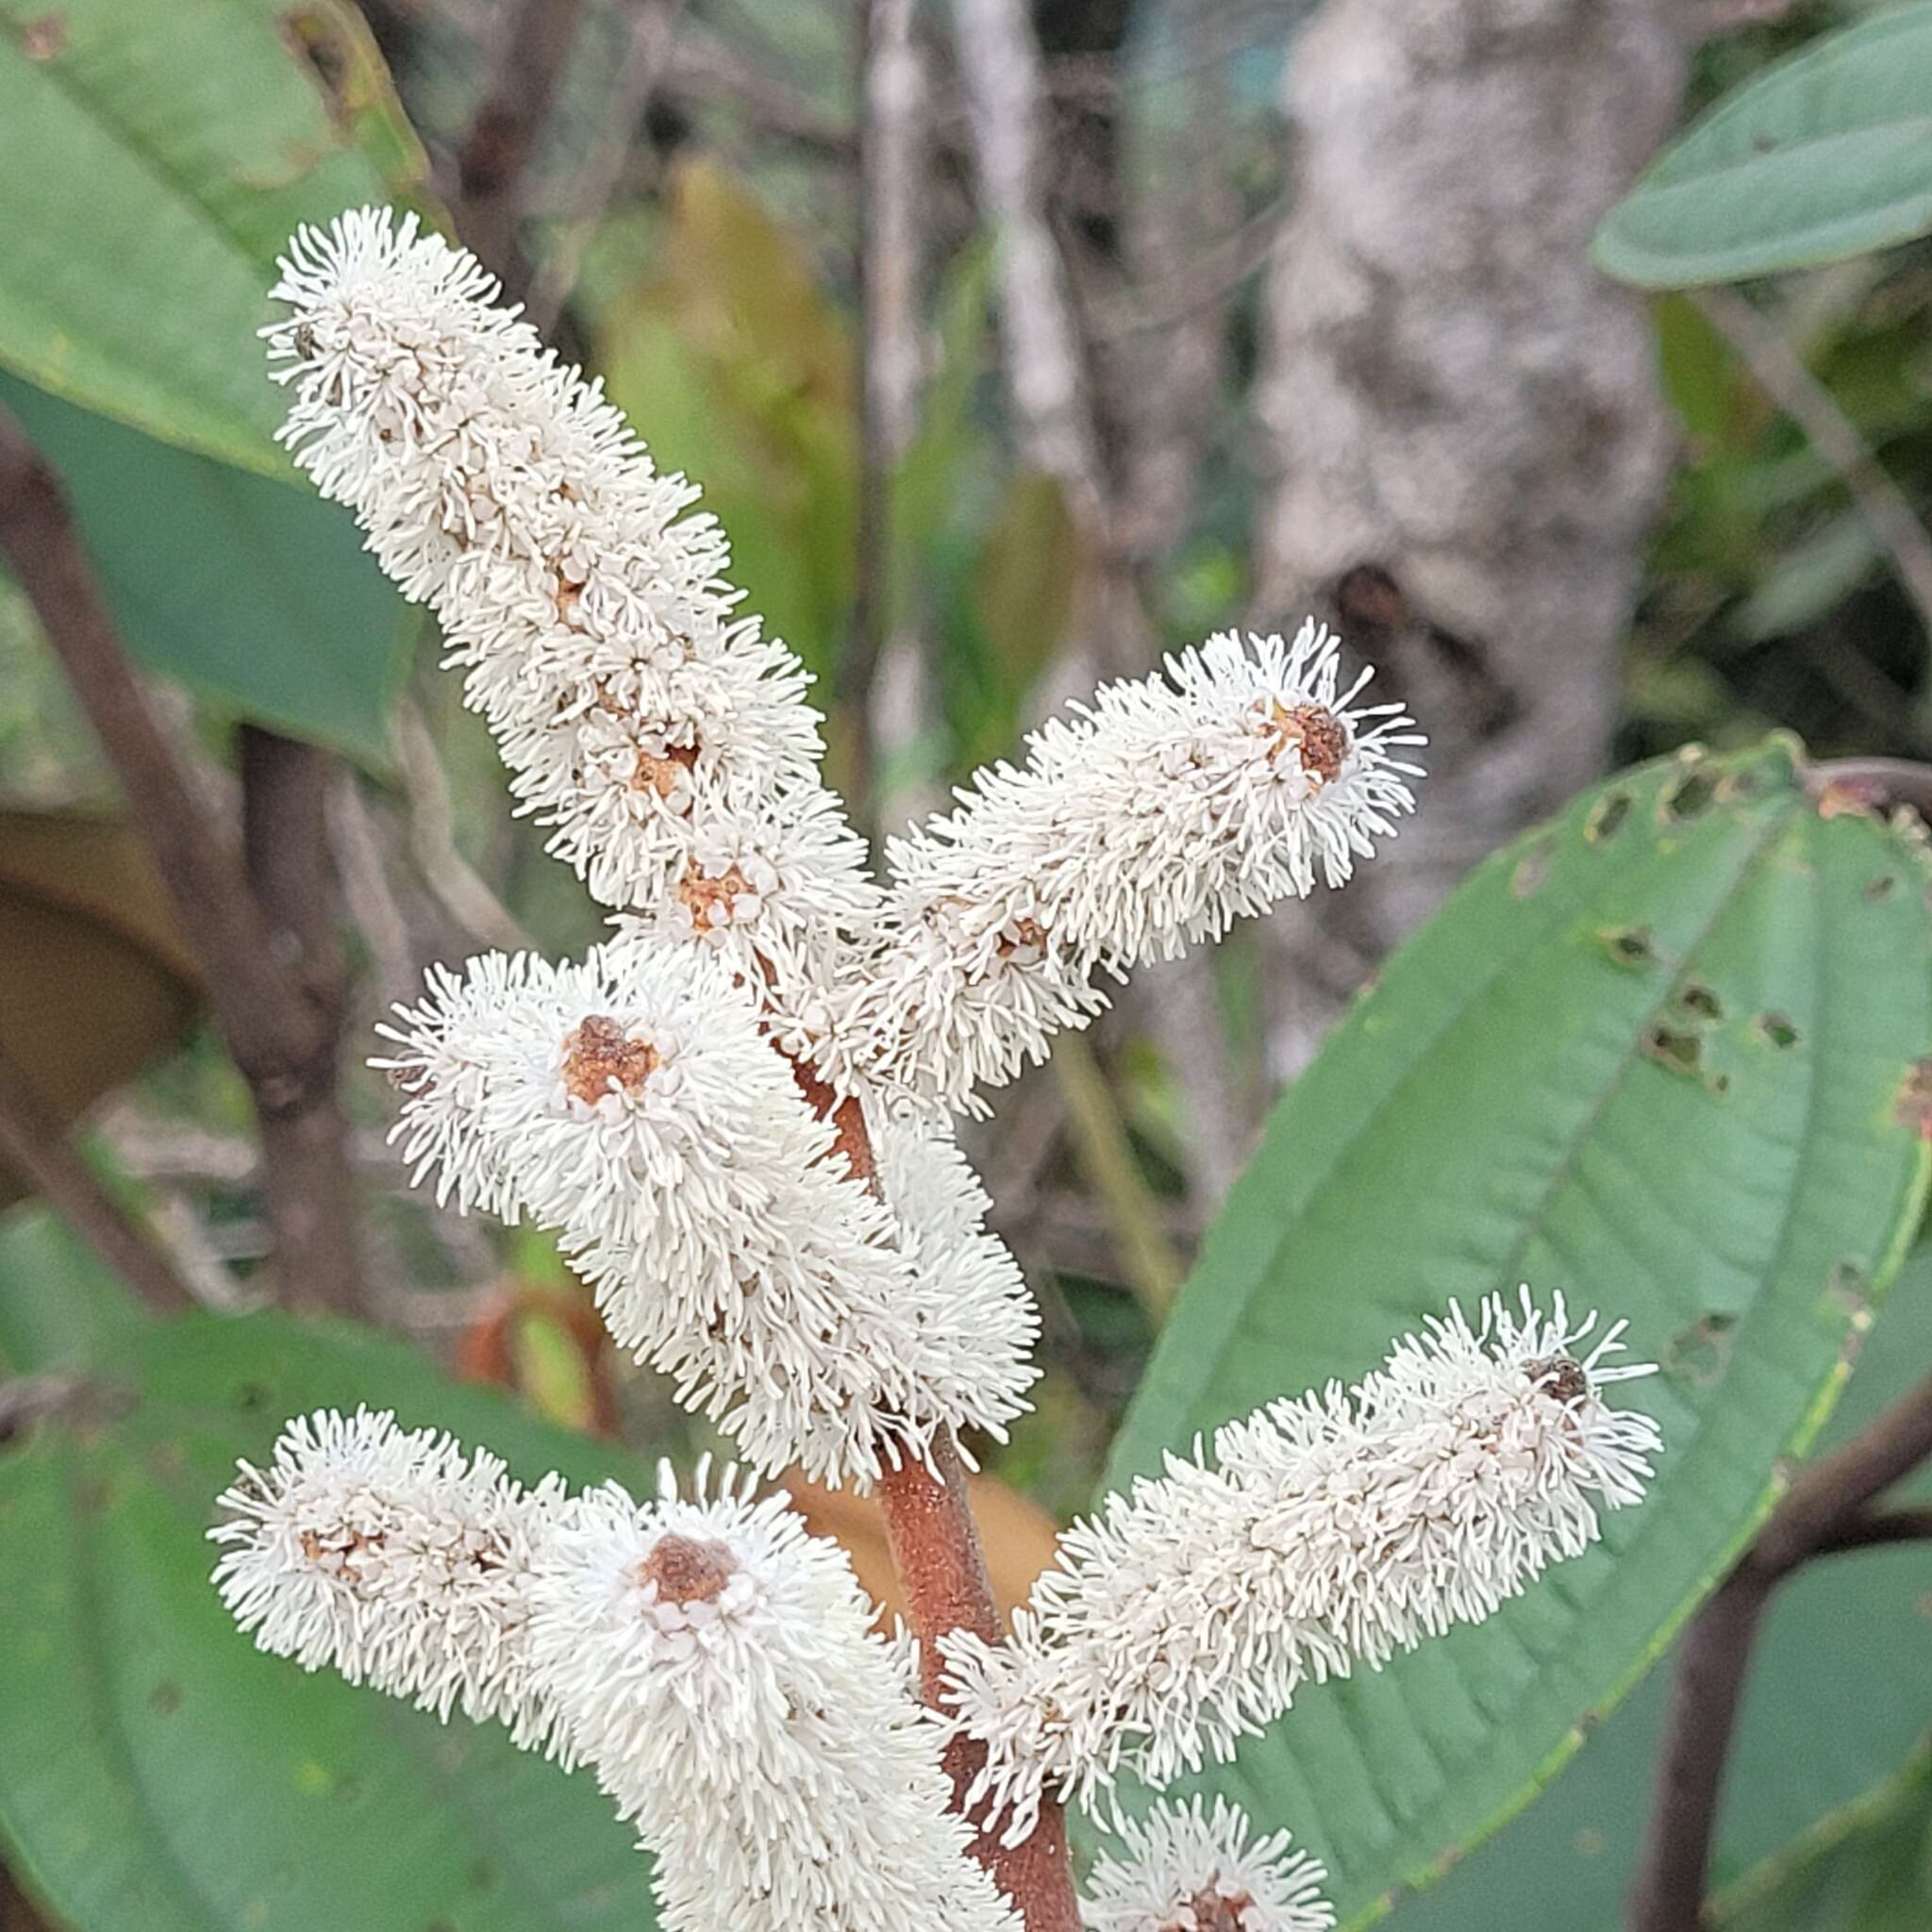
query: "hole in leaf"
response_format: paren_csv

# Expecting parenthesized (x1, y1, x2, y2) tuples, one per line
(1642, 1022, 1702, 1075)
(1663, 771, 1717, 822)
(1586, 791, 1631, 842)
(1677, 980, 1723, 1023)
(1599, 924, 1656, 969)
(1666, 1309, 1738, 1385)
(1866, 874, 1897, 901)
(1757, 1011, 1800, 1049)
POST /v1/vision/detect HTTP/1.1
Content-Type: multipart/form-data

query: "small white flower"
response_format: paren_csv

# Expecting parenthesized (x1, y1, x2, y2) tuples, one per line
(941, 1291, 1660, 1840)
(209, 1408, 567, 1754)
(824, 625, 1424, 1112)
(527, 1464, 1023, 1932)
(1081, 1797, 1334, 1932)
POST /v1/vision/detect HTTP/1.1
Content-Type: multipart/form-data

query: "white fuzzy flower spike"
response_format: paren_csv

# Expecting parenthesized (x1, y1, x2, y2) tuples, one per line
(941, 1291, 1660, 1840)
(527, 1464, 1023, 1932)
(209, 1408, 567, 1753)
(265, 207, 881, 1041)
(1081, 1797, 1335, 1932)
(824, 625, 1424, 1112)
(374, 942, 1037, 1485)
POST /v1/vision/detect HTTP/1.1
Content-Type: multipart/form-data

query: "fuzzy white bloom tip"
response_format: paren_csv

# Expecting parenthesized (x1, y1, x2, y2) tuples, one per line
(209, 1407, 566, 1753)
(942, 1291, 1662, 1840)
(827, 624, 1424, 1112)
(1082, 1797, 1335, 1932)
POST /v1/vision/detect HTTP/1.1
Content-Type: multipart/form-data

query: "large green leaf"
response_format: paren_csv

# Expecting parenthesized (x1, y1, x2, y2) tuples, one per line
(0, 373, 408, 758)
(1383, 1249, 1932, 1927)
(0, 1311, 658, 1932)
(0, 0, 426, 474)
(1594, 4, 1932, 288)
(1106, 737, 1932, 1925)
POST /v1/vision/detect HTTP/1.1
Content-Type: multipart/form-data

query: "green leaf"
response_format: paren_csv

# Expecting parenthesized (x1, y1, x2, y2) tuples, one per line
(1106, 737, 1932, 1926)
(1379, 1249, 1932, 1928)
(0, 1310, 657, 1932)
(0, 374, 408, 759)
(1594, 4, 1932, 288)
(0, 1204, 146, 1378)
(0, 0, 427, 475)
(1713, 1747, 1932, 1932)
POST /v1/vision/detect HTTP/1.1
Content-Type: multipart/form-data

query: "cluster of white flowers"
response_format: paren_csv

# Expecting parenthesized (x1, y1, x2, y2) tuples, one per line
(371, 940, 1037, 1485)
(218, 206, 1672, 1932)
(940, 1292, 1663, 1841)
(1080, 1797, 1334, 1932)
(268, 208, 872, 1051)
(823, 626, 1423, 1112)
(213, 1430, 1020, 1931)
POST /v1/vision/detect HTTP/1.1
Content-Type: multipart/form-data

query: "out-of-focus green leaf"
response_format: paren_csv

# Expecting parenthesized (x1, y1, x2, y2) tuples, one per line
(1732, 510, 1880, 642)
(596, 158, 856, 679)
(0, 1205, 146, 1378)
(1656, 293, 1742, 449)
(0, 0, 428, 475)
(1711, 1747, 1932, 1931)
(974, 471, 1079, 689)
(0, 374, 408, 758)
(1107, 738, 1932, 1926)
(1387, 1250, 1932, 1928)
(0, 1309, 657, 1932)
(1595, 5, 1932, 288)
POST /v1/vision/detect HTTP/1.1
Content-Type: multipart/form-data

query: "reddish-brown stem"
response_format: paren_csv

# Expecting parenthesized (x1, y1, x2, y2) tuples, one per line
(877, 1439, 1081, 1928)
(789, 1056, 1081, 1930)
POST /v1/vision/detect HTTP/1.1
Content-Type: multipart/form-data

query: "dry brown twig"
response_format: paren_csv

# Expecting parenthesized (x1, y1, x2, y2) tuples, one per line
(0, 408, 365, 1315)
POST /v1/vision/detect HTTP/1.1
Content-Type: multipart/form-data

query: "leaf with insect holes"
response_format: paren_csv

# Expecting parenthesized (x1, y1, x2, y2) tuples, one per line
(1107, 735, 1932, 1927)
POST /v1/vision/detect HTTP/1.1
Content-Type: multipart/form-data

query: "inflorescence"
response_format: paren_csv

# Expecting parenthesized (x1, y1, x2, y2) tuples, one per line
(206, 206, 1662, 1932)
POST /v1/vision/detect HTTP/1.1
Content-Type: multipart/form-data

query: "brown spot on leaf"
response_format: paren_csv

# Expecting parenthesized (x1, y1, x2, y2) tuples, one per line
(1895, 1058, 1932, 1139)
(1676, 980, 1723, 1023)
(1661, 770, 1716, 823)
(1599, 924, 1656, 970)
(20, 13, 66, 58)
(278, 8, 355, 130)
(149, 1681, 183, 1717)
(1511, 835, 1555, 898)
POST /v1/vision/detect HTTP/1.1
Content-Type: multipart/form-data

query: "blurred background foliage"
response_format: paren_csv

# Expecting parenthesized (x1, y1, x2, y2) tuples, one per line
(2, 1, 1932, 1928)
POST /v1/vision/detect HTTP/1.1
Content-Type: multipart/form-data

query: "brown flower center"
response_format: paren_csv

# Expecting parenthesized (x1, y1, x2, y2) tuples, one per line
(1528, 1355, 1591, 1406)
(1165, 1882, 1254, 1932)
(679, 862, 756, 929)
(560, 1015, 659, 1106)
(639, 1533, 739, 1605)
(632, 741, 699, 799)
(1266, 700, 1351, 787)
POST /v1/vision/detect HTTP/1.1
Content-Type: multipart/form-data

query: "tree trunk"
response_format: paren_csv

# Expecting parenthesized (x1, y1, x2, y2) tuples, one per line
(1253, 0, 1684, 1074)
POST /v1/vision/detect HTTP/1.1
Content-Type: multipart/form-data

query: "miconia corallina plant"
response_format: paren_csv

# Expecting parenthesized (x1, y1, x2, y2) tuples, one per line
(205, 209, 1665, 1932)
